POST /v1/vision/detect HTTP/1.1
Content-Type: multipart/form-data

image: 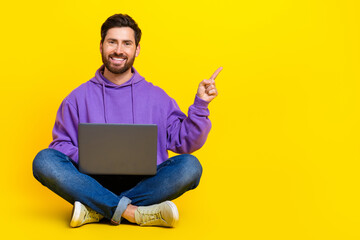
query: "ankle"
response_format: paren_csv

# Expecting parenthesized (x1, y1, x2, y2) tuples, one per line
(122, 204, 138, 223)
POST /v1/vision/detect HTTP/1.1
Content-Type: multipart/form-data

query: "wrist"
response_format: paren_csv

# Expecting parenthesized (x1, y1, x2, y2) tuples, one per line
(194, 95, 210, 108)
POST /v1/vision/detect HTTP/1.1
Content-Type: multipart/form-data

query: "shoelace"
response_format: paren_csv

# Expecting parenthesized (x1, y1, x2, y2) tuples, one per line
(139, 211, 163, 224)
(83, 207, 101, 222)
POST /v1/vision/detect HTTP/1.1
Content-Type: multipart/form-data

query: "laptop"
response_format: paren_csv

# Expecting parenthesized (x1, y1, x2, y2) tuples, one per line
(78, 123, 157, 175)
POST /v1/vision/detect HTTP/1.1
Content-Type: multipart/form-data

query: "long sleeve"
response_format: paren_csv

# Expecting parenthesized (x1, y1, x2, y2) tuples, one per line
(49, 98, 80, 163)
(166, 95, 212, 154)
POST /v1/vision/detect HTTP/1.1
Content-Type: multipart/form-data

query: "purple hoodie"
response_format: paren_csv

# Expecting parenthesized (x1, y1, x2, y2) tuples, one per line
(49, 66, 212, 165)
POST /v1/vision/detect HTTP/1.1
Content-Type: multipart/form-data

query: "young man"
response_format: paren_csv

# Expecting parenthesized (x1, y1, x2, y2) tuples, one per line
(33, 14, 222, 228)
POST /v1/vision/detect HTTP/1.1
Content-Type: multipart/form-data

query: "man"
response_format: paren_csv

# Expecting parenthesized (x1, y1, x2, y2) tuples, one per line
(32, 13, 222, 228)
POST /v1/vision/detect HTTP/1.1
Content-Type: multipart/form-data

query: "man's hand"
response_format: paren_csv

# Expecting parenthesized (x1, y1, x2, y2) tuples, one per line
(197, 67, 223, 103)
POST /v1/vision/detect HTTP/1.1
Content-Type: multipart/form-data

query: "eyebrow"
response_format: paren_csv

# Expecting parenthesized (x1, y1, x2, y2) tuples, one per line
(106, 38, 134, 43)
(107, 38, 118, 42)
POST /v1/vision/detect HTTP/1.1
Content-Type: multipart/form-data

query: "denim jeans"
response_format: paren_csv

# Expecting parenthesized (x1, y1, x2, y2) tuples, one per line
(32, 148, 202, 224)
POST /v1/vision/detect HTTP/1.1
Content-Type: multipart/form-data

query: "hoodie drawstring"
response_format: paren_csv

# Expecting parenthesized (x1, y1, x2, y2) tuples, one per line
(102, 82, 108, 123)
(131, 80, 135, 124)
(101, 79, 135, 124)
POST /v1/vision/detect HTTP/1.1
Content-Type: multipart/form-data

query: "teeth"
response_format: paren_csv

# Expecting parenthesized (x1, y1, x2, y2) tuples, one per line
(112, 57, 125, 61)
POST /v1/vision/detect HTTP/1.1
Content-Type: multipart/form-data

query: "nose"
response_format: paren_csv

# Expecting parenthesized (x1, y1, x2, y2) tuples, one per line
(115, 44, 124, 55)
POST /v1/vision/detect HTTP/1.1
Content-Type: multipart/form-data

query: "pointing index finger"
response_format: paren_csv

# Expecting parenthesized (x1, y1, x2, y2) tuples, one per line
(210, 67, 223, 80)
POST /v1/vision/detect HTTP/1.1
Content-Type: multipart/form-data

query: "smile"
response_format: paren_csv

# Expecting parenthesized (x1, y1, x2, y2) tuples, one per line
(111, 57, 126, 61)
(110, 56, 127, 64)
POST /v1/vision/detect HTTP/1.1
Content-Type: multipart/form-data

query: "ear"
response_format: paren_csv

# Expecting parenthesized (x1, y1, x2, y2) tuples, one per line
(135, 44, 140, 57)
(100, 41, 103, 54)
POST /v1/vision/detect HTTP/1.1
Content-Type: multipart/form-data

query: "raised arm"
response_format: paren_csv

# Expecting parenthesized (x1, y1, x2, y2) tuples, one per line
(166, 67, 222, 153)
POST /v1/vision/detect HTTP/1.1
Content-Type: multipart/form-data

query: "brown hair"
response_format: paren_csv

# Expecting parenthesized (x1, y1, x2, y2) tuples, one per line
(101, 14, 142, 46)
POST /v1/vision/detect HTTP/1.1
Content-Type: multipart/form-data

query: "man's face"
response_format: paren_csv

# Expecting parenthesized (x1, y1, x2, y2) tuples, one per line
(100, 27, 140, 74)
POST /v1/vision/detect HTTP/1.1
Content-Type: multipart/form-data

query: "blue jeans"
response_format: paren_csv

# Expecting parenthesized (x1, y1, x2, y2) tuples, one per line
(32, 148, 202, 224)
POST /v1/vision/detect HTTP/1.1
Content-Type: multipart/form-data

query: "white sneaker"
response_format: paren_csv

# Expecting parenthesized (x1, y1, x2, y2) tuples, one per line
(135, 201, 179, 227)
(70, 201, 104, 227)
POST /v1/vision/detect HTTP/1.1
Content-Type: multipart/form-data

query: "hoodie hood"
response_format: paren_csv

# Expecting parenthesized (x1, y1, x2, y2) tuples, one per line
(90, 65, 145, 87)
(90, 65, 145, 123)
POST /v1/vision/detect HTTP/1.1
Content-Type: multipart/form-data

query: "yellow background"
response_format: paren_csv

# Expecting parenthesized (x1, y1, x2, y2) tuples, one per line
(1, 0, 360, 239)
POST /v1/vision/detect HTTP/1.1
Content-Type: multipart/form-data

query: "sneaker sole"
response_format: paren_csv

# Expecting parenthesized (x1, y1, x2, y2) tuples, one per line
(70, 201, 82, 228)
(165, 201, 179, 227)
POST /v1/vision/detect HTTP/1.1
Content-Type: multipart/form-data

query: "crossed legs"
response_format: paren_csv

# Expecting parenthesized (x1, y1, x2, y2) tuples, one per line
(32, 148, 202, 226)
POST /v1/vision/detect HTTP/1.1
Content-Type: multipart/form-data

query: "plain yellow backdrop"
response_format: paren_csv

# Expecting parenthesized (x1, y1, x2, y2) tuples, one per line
(1, 0, 360, 239)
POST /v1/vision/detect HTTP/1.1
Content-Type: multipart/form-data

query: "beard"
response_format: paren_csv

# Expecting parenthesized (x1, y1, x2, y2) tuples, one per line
(101, 51, 136, 75)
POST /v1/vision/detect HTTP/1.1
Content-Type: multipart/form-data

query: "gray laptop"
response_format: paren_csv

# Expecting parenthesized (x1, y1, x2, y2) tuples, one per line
(78, 123, 157, 175)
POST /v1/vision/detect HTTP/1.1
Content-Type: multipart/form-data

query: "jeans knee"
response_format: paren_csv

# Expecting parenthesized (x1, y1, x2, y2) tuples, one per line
(180, 154, 203, 189)
(33, 149, 48, 179)
(32, 148, 59, 181)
